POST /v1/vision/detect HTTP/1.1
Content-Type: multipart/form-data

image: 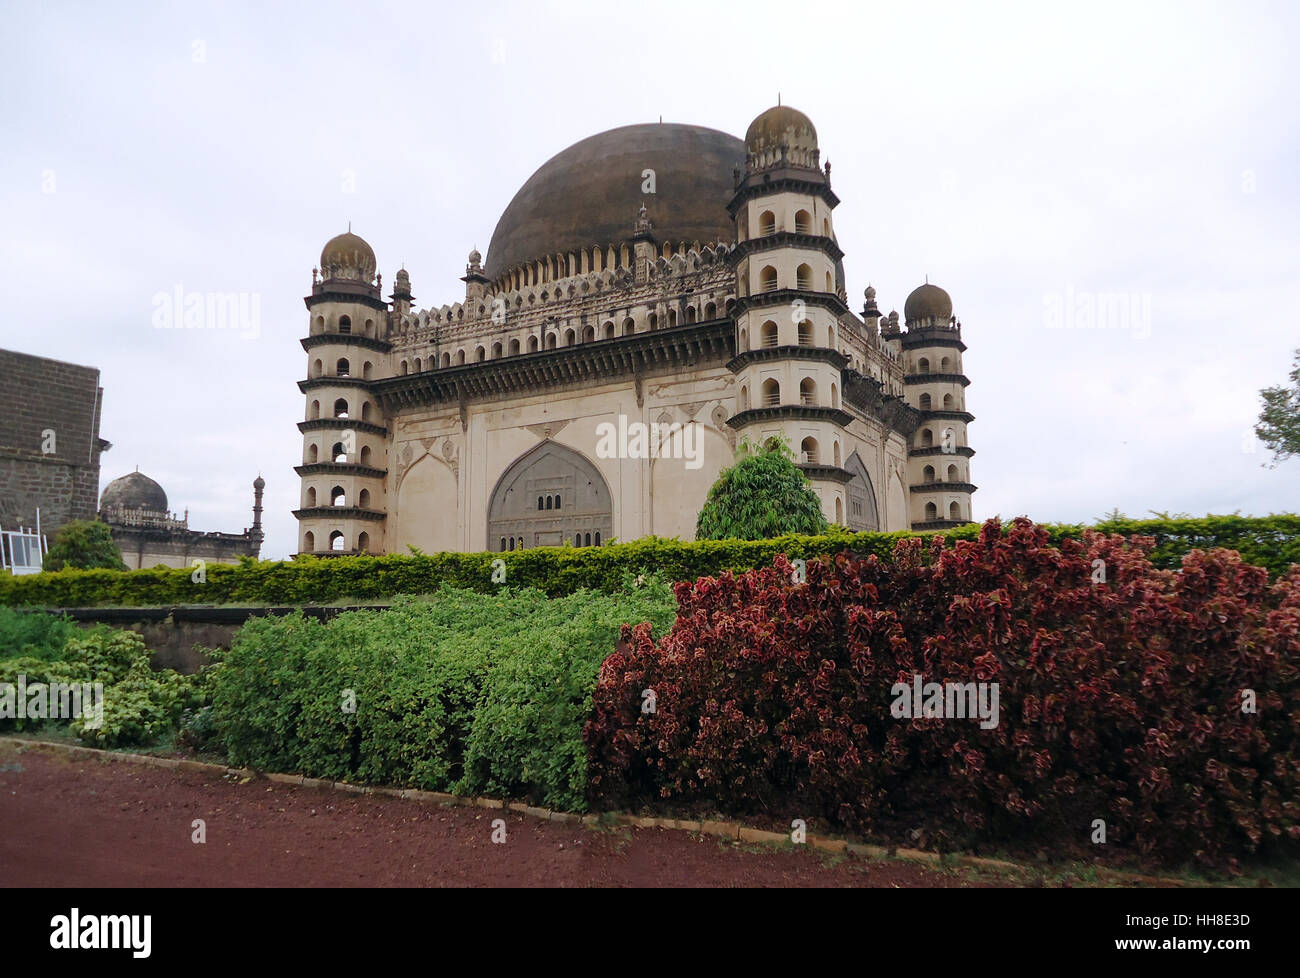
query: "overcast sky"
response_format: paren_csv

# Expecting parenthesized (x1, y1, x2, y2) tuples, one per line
(2, 0, 1296, 559)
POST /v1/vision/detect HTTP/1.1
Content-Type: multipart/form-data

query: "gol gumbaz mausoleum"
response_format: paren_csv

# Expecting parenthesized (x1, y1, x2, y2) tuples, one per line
(295, 104, 976, 556)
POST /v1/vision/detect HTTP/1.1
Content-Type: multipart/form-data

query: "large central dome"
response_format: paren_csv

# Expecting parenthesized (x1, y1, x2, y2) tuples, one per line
(484, 123, 746, 281)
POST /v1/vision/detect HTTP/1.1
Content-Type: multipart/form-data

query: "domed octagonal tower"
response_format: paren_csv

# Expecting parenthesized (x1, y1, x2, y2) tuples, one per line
(296, 229, 391, 556)
(725, 105, 858, 523)
(898, 281, 976, 528)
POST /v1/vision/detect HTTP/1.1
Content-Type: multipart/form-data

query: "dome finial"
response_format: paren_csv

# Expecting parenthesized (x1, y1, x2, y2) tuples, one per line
(777, 92, 781, 106)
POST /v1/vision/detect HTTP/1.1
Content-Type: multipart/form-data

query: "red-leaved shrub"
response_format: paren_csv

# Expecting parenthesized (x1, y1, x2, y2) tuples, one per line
(584, 518, 1300, 868)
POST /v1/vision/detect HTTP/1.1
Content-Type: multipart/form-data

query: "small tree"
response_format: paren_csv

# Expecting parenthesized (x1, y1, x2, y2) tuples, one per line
(696, 438, 829, 541)
(42, 519, 127, 572)
(1256, 349, 1300, 466)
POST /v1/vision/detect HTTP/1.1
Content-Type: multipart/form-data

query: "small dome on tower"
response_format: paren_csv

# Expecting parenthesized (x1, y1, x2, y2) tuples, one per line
(467, 247, 482, 266)
(100, 471, 168, 514)
(319, 230, 377, 283)
(253, 476, 266, 491)
(745, 104, 818, 156)
(864, 285, 877, 301)
(904, 282, 953, 323)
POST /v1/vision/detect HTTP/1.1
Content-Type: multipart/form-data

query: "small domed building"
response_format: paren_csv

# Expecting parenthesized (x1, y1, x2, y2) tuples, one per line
(295, 105, 975, 555)
(100, 470, 265, 569)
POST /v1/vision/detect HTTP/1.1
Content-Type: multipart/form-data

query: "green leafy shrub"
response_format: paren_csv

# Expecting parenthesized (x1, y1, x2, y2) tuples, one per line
(3, 514, 1298, 609)
(696, 439, 829, 540)
(0, 607, 77, 659)
(41, 519, 127, 572)
(0, 625, 197, 747)
(209, 579, 675, 810)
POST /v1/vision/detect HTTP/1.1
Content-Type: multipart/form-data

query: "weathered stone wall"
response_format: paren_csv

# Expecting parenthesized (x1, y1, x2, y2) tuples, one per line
(0, 349, 105, 539)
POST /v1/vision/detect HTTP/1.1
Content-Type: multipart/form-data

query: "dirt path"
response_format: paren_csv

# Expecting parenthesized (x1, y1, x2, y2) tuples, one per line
(0, 742, 993, 888)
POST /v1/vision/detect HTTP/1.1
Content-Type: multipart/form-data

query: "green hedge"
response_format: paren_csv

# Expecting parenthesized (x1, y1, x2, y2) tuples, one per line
(209, 579, 676, 810)
(2, 514, 1297, 610)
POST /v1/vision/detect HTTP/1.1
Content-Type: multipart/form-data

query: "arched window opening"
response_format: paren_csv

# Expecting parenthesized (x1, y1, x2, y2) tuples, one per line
(740, 385, 750, 411)
(491, 342, 503, 359)
(364, 319, 374, 336)
(332, 442, 347, 463)
(594, 531, 600, 545)
(760, 266, 778, 292)
(307, 443, 319, 463)
(686, 306, 697, 324)
(528, 336, 540, 353)
(941, 356, 951, 371)
(584, 325, 597, 343)
(508, 339, 520, 356)
(923, 464, 936, 483)
(800, 437, 820, 465)
(361, 402, 371, 421)
(359, 489, 370, 508)
(456, 349, 466, 365)
(363, 362, 372, 379)
(704, 302, 716, 319)
(920, 393, 932, 411)
(400, 361, 409, 375)
(921, 428, 934, 448)
(331, 486, 346, 507)
(762, 378, 781, 407)
(799, 377, 817, 406)
(761, 321, 778, 348)
(336, 358, 350, 377)
(947, 464, 959, 482)
(359, 446, 372, 465)
(949, 501, 961, 521)
(303, 531, 315, 552)
(330, 530, 345, 552)
(564, 328, 576, 346)
(943, 394, 954, 410)
(575, 533, 581, 546)
(831, 382, 839, 408)
(918, 357, 931, 373)
(310, 400, 321, 420)
(358, 532, 369, 553)
(414, 358, 422, 372)
(796, 264, 813, 290)
(835, 498, 843, 524)
(538, 496, 544, 510)
(338, 315, 352, 334)
(833, 441, 841, 466)
(306, 487, 317, 507)
(546, 333, 557, 349)
(622, 317, 635, 335)
(333, 398, 349, 419)
(584, 532, 591, 546)
(475, 346, 486, 362)
(312, 358, 323, 378)
(554, 494, 561, 510)
(925, 502, 938, 521)
(648, 313, 659, 331)
(759, 210, 776, 236)
(794, 209, 812, 234)
(669, 309, 678, 328)
(797, 321, 813, 346)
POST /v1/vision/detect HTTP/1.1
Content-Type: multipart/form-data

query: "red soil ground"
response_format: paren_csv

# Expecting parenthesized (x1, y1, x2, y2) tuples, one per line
(0, 742, 995, 888)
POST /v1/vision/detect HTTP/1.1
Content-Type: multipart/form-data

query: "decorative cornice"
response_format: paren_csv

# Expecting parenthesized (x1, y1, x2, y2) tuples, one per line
(304, 285, 388, 312)
(301, 333, 392, 354)
(905, 373, 970, 387)
(911, 519, 975, 531)
(798, 463, 854, 484)
(370, 319, 733, 411)
(909, 482, 978, 494)
(297, 376, 375, 393)
(731, 288, 849, 319)
(909, 446, 976, 459)
(727, 170, 840, 215)
(294, 463, 388, 479)
(901, 328, 966, 352)
(729, 232, 844, 264)
(726, 405, 854, 429)
(297, 418, 389, 437)
(918, 409, 976, 423)
(292, 507, 387, 522)
(841, 370, 923, 436)
(727, 345, 848, 373)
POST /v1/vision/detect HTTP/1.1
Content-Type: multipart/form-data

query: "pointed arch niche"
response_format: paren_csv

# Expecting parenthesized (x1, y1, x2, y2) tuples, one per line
(487, 441, 612, 551)
(844, 451, 881, 532)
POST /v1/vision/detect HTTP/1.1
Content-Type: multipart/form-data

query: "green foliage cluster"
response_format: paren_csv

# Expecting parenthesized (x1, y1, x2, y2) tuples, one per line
(41, 520, 127, 572)
(696, 439, 829, 540)
(0, 607, 77, 659)
(3, 514, 1299, 609)
(1255, 348, 1300, 465)
(0, 623, 200, 747)
(208, 578, 675, 810)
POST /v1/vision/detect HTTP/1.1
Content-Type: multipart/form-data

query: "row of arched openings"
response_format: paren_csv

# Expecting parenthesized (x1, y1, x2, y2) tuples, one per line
(302, 530, 370, 553)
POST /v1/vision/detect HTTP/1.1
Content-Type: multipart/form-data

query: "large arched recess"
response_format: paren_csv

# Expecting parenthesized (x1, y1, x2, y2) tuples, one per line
(488, 440, 612, 550)
(395, 454, 459, 554)
(844, 451, 880, 532)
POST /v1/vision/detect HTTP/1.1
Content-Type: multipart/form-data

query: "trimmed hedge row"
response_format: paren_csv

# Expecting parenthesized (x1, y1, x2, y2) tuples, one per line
(3, 514, 1298, 610)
